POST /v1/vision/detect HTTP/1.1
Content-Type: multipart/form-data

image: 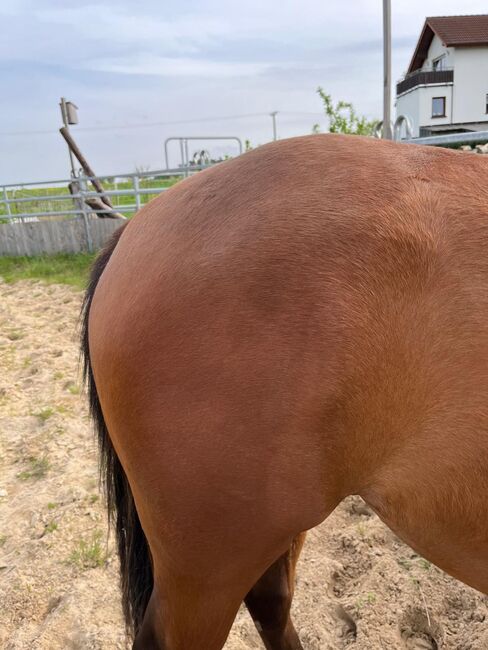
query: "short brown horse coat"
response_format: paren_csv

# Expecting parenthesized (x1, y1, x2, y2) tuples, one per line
(85, 134, 488, 649)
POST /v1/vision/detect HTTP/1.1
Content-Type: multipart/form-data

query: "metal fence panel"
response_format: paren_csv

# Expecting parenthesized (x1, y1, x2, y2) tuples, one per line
(405, 130, 488, 147)
(0, 165, 209, 223)
(0, 164, 211, 256)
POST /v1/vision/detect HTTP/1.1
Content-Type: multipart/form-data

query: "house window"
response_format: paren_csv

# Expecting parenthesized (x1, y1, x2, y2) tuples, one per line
(432, 56, 445, 71)
(432, 97, 446, 117)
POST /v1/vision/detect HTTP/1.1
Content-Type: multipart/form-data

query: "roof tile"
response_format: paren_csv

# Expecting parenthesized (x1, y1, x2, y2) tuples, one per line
(407, 14, 488, 73)
(427, 14, 488, 46)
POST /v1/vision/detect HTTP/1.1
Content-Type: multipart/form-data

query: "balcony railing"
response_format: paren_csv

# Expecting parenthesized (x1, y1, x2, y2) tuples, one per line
(396, 68, 454, 96)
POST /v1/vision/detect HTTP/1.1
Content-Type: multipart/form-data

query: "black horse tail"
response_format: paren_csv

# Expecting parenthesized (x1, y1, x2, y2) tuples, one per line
(80, 224, 153, 637)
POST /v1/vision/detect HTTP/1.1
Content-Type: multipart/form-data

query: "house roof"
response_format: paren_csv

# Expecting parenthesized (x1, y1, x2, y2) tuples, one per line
(407, 15, 488, 73)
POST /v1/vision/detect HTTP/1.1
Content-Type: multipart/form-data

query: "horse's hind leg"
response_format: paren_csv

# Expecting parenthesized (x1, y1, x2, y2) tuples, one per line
(133, 570, 252, 650)
(132, 532, 306, 650)
(244, 533, 306, 650)
(132, 592, 161, 650)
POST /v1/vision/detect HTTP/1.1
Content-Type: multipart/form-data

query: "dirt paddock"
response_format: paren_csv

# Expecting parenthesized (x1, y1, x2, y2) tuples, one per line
(0, 279, 486, 649)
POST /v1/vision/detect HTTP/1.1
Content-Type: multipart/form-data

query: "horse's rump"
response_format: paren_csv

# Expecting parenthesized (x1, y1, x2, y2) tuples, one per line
(84, 134, 488, 648)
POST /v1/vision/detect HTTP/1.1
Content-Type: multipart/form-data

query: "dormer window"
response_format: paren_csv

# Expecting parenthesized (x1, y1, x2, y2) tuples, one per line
(432, 56, 446, 71)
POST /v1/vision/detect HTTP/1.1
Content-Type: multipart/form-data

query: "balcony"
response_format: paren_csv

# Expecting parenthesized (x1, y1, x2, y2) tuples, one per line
(396, 68, 453, 96)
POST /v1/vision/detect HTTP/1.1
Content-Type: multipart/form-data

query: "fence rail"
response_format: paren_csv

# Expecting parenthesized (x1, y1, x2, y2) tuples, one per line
(3, 129, 488, 258)
(0, 164, 209, 222)
(0, 164, 211, 256)
(406, 130, 488, 147)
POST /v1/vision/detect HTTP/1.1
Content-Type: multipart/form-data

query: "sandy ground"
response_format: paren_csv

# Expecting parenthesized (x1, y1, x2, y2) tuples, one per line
(0, 279, 486, 650)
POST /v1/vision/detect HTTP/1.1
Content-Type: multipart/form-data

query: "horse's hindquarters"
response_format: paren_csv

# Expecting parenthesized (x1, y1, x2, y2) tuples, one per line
(87, 134, 488, 645)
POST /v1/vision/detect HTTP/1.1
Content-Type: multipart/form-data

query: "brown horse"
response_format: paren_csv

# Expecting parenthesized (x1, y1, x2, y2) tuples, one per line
(82, 134, 488, 649)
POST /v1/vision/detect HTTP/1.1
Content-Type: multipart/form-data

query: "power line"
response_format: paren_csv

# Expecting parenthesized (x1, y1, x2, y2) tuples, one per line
(0, 110, 325, 137)
(0, 112, 270, 137)
(0, 128, 58, 137)
(280, 111, 326, 116)
(77, 112, 271, 132)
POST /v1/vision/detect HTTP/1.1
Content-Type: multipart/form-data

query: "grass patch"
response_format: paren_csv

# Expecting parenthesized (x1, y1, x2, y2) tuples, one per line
(356, 523, 366, 538)
(69, 530, 106, 569)
(35, 407, 55, 423)
(0, 185, 73, 218)
(0, 534, 7, 547)
(17, 456, 50, 481)
(55, 404, 72, 415)
(65, 383, 80, 395)
(47, 502, 57, 510)
(418, 558, 431, 571)
(0, 253, 95, 289)
(45, 520, 58, 534)
(356, 592, 377, 610)
(397, 558, 411, 571)
(7, 329, 25, 341)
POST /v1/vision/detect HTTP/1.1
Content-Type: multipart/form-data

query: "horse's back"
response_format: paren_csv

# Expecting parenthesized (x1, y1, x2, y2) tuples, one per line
(88, 134, 488, 591)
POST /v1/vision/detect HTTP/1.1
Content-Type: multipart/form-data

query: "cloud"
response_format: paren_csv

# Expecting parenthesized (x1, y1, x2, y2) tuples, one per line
(36, 5, 230, 54)
(84, 54, 273, 78)
(2, 0, 488, 183)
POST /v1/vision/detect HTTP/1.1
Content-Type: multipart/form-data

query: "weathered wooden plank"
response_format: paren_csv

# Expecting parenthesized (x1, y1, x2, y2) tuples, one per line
(0, 217, 125, 257)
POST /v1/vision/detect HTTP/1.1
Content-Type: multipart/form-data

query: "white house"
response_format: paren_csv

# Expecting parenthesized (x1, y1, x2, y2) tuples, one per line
(396, 15, 488, 138)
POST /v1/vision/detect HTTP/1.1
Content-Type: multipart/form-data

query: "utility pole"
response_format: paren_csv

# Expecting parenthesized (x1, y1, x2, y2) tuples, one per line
(59, 97, 79, 177)
(382, 0, 393, 139)
(270, 111, 278, 141)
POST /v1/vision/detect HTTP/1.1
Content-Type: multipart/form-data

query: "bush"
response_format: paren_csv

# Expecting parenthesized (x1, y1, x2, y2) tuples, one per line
(314, 88, 378, 136)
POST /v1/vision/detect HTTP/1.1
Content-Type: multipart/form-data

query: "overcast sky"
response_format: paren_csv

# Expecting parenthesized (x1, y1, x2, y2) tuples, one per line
(1, 0, 487, 183)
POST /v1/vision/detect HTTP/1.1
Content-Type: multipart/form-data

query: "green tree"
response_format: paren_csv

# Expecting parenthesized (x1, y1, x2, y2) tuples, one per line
(314, 87, 378, 136)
